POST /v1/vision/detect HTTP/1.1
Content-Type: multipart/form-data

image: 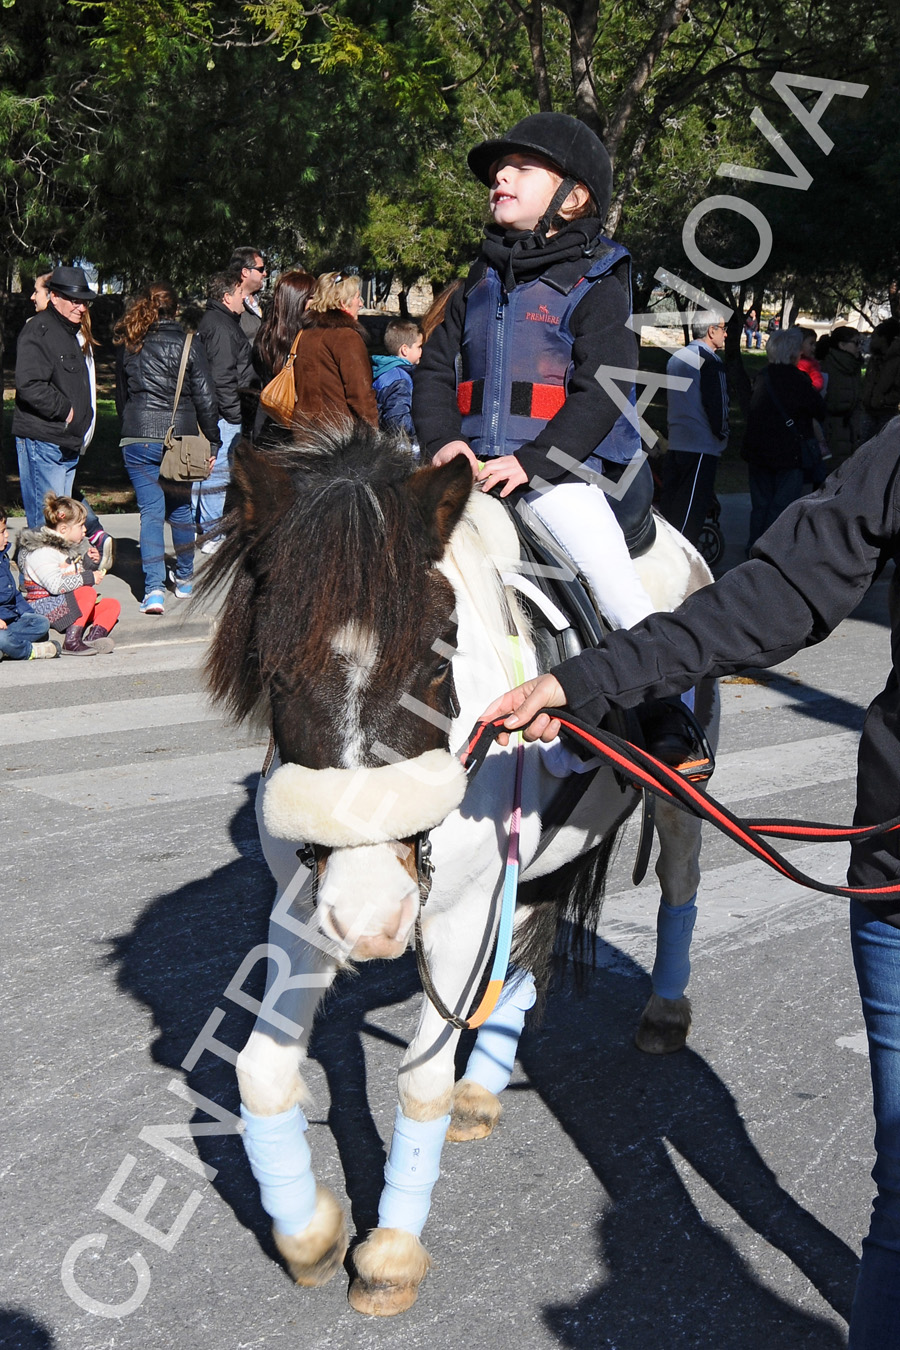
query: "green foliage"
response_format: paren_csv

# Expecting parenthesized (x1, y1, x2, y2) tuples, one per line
(0, 0, 896, 313)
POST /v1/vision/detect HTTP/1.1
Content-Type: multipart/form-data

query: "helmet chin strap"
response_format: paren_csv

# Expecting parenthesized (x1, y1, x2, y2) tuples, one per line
(534, 175, 578, 239)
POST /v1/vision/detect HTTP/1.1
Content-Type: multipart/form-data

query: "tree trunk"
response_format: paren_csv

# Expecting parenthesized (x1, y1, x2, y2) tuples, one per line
(603, 0, 692, 163)
(560, 0, 602, 135)
(502, 0, 554, 112)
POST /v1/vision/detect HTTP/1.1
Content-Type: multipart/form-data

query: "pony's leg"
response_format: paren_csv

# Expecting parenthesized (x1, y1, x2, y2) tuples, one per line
(236, 849, 348, 1285)
(350, 899, 494, 1316)
(448, 966, 536, 1141)
(637, 678, 718, 1054)
(635, 795, 702, 1054)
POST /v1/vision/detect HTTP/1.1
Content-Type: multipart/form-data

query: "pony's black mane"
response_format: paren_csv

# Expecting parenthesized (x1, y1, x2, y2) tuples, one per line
(201, 422, 444, 726)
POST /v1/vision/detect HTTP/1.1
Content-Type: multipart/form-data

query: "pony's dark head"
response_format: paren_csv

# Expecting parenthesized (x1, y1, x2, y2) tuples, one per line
(202, 421, 472, 773)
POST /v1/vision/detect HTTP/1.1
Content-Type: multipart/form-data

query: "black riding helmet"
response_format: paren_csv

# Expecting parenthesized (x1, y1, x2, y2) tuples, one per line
(467, 113, 613, 222)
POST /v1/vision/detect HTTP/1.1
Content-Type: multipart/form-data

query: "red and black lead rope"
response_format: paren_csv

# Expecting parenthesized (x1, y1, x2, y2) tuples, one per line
(462, 713, 900, 901)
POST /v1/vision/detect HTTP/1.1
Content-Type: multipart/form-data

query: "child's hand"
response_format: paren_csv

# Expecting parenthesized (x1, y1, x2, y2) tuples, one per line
(476, 455, 529, 497)
(86, 545, 100, 563)
(0, 619, 7, 630)
(95, 568, 107, 581)
(432, 441, 479, 474)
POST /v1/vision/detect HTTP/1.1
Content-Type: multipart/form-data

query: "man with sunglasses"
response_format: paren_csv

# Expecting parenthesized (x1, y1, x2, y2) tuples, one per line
(228, 246, 268, 342)
(658, 312, 730, 548)
(13, 266, 96, 528)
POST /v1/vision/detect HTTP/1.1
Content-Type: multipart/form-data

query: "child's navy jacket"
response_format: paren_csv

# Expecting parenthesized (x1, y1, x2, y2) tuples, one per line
(0, 543, 29, 625)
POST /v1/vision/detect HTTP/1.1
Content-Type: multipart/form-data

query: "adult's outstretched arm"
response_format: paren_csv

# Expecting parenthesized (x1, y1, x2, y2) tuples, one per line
(484, 425, 900, 736)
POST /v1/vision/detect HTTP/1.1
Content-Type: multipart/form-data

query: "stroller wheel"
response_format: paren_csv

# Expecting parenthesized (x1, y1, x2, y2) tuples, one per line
(697, 520, 724, 568)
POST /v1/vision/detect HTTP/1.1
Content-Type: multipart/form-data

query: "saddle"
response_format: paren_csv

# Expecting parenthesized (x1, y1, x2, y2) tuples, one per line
(500, 495, 713, 782)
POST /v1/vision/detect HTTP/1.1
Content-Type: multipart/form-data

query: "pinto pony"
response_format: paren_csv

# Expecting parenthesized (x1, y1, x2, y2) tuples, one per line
(201, 423, 717, 1315)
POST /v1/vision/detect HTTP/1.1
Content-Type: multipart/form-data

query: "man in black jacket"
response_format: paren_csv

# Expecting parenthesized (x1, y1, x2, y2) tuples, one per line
(13, 266, 94, 528)
(228, 246, 268, 343)
(482, 421, 900, 1347)
(194, 270, 255, 551)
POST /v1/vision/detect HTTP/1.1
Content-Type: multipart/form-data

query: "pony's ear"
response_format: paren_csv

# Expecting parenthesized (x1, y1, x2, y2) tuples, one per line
(405, 457, 473, 557)
(230, 440, 294, 533)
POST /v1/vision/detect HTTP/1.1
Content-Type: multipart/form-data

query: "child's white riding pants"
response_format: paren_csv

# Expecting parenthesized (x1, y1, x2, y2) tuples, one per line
(525, 481, 655, 630)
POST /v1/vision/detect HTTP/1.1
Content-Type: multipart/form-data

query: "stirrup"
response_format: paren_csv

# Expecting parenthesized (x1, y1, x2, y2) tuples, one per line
(637, 701, 715, 783)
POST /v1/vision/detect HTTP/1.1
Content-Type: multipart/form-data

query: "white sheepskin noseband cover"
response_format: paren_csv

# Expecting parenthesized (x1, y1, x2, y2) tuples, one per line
(262, 748, 467, 847)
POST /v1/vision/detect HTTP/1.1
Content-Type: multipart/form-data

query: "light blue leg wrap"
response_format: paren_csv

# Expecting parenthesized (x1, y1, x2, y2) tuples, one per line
(377, 1107, 451, 1237)
(462, 968, 537, 1096)
(240, 1103, 317, 1237)
(651, 893, 697, 1000)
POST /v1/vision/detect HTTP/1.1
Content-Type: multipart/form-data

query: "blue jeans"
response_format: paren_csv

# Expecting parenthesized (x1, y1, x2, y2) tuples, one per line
(122, 441, 195, 594)
(192, 419, 241, 537)
(0, 611, 50, 660)
(849, 900, 900, 1347)
(15, 437, 102, 536)
(16, 437, 79, 528)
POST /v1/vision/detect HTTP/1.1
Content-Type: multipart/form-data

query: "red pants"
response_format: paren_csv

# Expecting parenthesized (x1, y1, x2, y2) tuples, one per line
(72, 587, 121, 633)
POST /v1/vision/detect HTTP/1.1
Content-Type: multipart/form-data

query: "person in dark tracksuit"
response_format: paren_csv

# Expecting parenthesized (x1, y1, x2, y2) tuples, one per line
(482, 419, 900, 1349)
(660, 313, 729, 547)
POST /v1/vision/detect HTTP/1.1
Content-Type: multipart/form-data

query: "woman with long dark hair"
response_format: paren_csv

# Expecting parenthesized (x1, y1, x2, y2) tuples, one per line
(253, 269, 316, 384)
(251, 269, 315, 441)
(114, 282, 221, 614)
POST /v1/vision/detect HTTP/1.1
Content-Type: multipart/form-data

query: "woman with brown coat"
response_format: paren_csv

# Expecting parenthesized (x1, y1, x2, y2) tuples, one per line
(292, 271, 378, 427)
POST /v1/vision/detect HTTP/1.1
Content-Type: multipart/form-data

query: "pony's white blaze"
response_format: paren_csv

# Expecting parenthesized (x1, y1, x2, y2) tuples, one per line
(317, 843, 419, 960)
(331, 622, 380, 768)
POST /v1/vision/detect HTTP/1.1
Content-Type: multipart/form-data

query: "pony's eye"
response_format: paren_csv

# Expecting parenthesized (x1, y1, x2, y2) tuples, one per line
(432, 658, 451, 681)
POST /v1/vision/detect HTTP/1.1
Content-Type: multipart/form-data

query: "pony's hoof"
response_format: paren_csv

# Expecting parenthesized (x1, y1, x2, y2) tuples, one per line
(447, 1079, 502, 1141)
(635, 994, 692, 1054)
(273, 1186, 348, 1286)
(348, 1227, 431, 1316)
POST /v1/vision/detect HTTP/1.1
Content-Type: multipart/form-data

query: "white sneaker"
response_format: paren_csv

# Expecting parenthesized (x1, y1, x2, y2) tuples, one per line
(199, 538, 222, 555)
(29, 640, 61, 659)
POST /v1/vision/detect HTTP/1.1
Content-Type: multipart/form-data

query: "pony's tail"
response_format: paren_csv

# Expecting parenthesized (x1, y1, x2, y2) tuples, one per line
(511, 827, 622, 1016)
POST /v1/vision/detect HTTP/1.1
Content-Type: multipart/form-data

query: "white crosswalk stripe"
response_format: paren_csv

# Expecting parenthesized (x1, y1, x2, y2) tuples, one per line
(0, 610, 878, 939)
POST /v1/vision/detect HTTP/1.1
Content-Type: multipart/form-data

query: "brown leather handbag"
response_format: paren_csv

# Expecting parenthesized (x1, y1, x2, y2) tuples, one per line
(160, 334, 212, 481)
(259, 331, 302, 427)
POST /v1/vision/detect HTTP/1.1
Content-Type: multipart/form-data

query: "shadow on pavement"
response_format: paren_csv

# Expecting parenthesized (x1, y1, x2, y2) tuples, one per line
(0, 1309, 57, 1349)
(520, 956, 857, 1348)
(106, 785, 858, 1341)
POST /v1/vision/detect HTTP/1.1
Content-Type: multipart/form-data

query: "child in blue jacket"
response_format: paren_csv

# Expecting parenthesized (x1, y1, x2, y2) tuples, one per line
(0, 511, 59, 660)
(372, 319, 423, 441)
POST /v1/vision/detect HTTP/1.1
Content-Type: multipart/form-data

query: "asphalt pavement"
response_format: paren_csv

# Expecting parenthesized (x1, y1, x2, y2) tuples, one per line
(0, 496, 880, 1349)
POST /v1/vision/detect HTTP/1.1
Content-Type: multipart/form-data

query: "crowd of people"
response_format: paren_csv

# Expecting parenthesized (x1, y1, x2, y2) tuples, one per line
(4, 254, 426, 649)
(660, 307, 896, 556)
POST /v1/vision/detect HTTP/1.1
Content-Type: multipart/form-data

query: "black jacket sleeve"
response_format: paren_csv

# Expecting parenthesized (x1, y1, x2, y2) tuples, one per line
(553, 428, 900, 727)
(699, 352, 728, 440)
(412, 287, 467, 456)
(186, 341, 223, 450)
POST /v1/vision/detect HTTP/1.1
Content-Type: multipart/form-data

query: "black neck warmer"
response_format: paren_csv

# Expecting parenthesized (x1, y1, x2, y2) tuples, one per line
(480, 217, 604, 295)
